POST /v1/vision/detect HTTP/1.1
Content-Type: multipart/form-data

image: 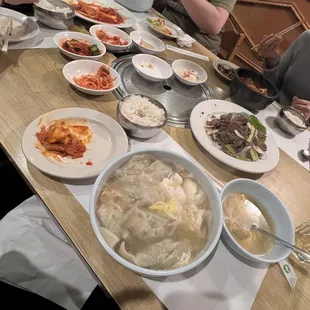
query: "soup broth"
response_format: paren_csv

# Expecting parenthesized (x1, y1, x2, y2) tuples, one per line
(223, 193, 274, 255)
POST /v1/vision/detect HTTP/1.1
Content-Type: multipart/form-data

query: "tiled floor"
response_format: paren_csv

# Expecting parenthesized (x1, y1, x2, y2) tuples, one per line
(0, 149, 119, 309)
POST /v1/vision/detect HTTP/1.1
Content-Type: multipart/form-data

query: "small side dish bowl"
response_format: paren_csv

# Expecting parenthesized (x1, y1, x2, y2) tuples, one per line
(117, 94, 167, 139)
(33, 0, 75, 30)
(89, 24, 132, 52)
(130, 30, 165, 55)
(276, 107, 308, 136)
(63, 60, 120, 95)
(89, 149, 223, 277)
(213, 59, 239, 82)
(54, 32, 106, 60)
(230, 68, 278, 112)
(221, 178, 294, 264)
(172, 59, 207, 86)
(132, 54, 173, 82)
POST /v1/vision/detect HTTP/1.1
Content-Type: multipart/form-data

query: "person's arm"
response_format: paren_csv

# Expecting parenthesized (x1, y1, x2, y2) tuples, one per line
(261, 34, 299, 88)
(179, 0, 234, 35)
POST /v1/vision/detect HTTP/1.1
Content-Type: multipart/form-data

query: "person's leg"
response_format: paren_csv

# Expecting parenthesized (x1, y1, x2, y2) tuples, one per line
(1, 279, 65, 309)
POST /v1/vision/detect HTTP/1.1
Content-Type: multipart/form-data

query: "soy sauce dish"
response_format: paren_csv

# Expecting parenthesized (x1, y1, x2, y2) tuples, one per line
(221, 178, 294, 263)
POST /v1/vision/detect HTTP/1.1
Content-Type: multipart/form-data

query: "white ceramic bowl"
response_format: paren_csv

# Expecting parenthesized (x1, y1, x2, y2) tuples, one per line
(172, 59, 207, 86)
(63, 60, 120, 95)
(54, 31, 106, 60)
(89, 149, 223, 277)
(132, 54, 173, 82)
(89, 25, 132, 52)
(221, 179, 294, 263)
(130, 30, 165, 55)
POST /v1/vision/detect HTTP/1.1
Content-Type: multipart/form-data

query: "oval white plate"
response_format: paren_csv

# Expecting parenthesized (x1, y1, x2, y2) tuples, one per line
(130, 30, 165, 55)
(63, 59, 120, 95)
(213, 59, 239, 82)
(190, 100, 279, 173)
(0, 7, 39, 43)
(146, 17, 184, 39)
(54, 31, 106, 60)
(172, 59, 207, 86)
(132, 54, 172, 82)
(22, 108, 128, 179)
(89, 24, 131, 52)
(71, 0, 136, 28)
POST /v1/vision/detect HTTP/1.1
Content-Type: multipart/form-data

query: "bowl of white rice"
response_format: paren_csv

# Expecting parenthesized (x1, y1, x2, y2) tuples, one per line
(276, 106, 308, 136)
(117, 94, 167, 139)
(34, 0, 75, 30)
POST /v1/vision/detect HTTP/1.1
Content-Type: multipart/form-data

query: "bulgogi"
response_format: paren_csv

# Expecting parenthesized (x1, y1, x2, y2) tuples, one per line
(205, 113, 267, 161)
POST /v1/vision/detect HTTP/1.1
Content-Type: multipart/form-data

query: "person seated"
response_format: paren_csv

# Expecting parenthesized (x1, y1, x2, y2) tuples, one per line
(259, 31, 310, 120)
(153, 0, 237, 54)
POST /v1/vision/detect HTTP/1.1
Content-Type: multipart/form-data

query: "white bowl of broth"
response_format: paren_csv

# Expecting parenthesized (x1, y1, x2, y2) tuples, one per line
(89, 149, 223, 277)
(221, 179, 294, 263)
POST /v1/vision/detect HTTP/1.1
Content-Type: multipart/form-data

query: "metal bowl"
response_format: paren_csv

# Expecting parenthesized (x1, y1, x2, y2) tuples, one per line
(33, 0, 75, 30)
(117, 94, 168, 139)
(276, 106, 308, 136)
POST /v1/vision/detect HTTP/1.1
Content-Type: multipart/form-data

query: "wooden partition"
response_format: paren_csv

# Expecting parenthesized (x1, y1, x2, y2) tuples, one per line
(221, 0, 310, 70)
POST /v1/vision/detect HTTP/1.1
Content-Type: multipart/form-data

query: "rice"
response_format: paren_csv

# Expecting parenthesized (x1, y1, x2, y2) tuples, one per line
(36, 0, 72, 13)
(120, 95, 166, 127)
(284, 110, 306, 127)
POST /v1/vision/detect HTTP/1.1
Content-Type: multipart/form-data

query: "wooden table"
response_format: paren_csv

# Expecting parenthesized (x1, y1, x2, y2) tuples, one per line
(0, 40, 309, 310)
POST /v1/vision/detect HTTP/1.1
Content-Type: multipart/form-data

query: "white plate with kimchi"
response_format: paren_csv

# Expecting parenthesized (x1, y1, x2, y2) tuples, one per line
(190, 100, 279, 174)
(67, 0, 136, 28)
(22, 108, 128, 179)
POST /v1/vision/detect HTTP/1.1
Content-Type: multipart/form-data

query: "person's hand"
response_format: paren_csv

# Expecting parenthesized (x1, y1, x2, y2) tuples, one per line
(292, 96, 310, 120)
(3, 0, 39, 5)
(257, 34, 283, 69)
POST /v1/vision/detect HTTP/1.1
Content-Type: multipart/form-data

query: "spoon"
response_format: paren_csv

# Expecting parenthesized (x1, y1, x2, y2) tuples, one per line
(251, 224, 310, 261)
(301, 149, 310, 160)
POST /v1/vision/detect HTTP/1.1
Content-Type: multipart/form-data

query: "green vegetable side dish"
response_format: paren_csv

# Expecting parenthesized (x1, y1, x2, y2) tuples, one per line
(88, 44, 100, 56)
(206, 112, 267, 162)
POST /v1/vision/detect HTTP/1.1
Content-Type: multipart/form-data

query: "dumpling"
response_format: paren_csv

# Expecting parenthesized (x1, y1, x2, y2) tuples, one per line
(99, 227, 120, 249)
(118, 239, 192, 269)
(120, 154, 154, 173)
(100, 186, 132, 211)
(120, 207, 177, 242)
(96, 202, 125, 237)
(143, 159, 173, 181)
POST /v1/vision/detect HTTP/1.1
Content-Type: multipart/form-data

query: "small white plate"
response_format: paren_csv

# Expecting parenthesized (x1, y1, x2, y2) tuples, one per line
(54, 31, 106, 60)
(22, 108, 129, 179)
(146, 17, 184, 39)
(190, 99, 279, 174)
(172, 59, 207, 86)
(130, 30, 165, 55)
(213, 59, 239, 82)
(89, 24, 131, 52)
(0, 7, 39, 43)
(132, 54, 172, 82)
(63, 59, 120, 95)
(71, 0, 136, 28)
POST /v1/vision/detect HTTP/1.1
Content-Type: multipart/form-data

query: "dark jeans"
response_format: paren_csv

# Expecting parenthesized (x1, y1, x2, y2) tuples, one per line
(0, 280, 65, 309)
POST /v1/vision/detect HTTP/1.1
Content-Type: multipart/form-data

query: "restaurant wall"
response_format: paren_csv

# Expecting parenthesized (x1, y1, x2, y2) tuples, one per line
(228, 0, 310, 70)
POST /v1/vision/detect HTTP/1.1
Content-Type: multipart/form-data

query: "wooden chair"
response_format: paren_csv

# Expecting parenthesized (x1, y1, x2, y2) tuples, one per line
(218, 17, 245, 62)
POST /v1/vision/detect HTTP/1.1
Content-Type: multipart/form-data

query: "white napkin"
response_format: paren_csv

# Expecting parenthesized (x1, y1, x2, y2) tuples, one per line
(0, 196, 97, 310)
(176, 34, 196, 48)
